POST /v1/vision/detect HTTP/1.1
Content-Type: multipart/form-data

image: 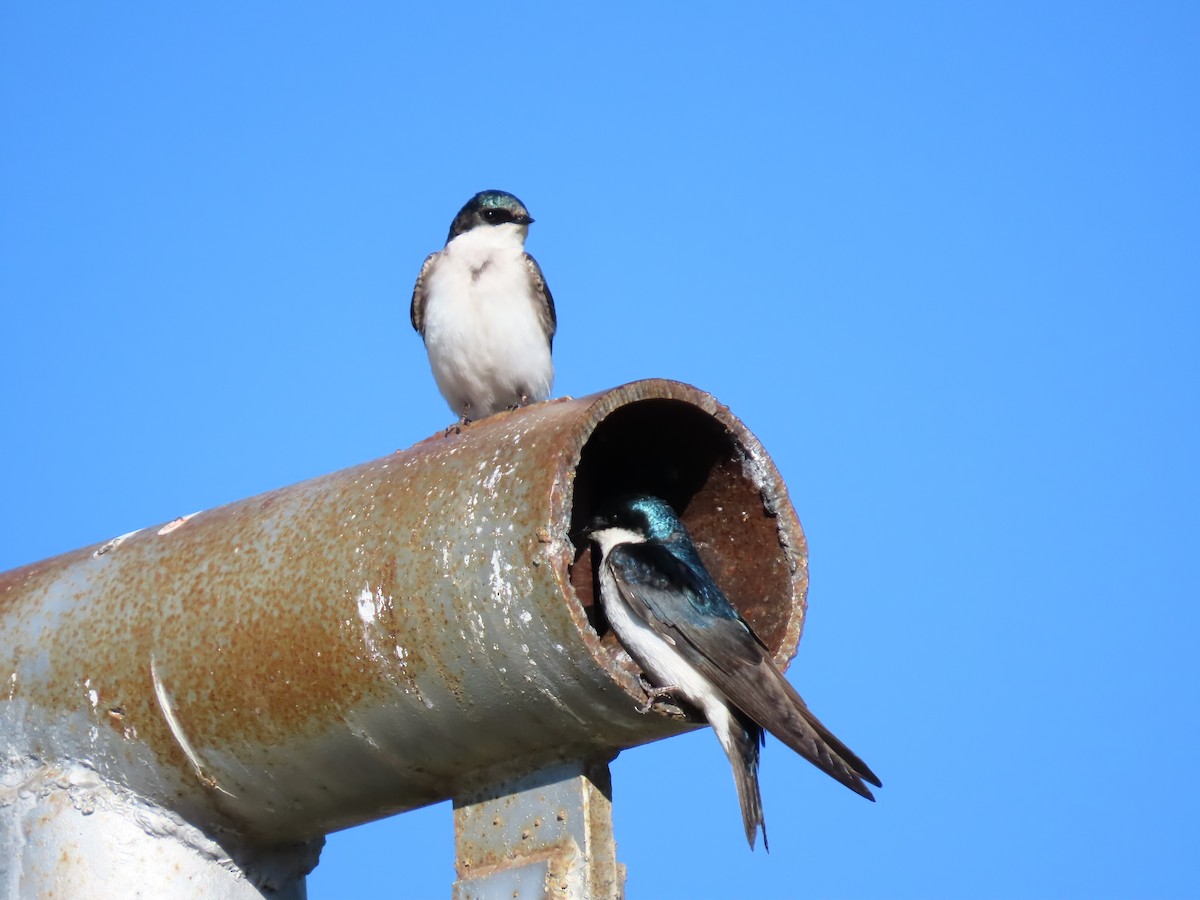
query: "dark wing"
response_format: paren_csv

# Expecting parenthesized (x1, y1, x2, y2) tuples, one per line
(410, 252, 438, 335)
(607, 542, 881, 798)
(606, 541, 772, 668)
(523, 253, 556, 349)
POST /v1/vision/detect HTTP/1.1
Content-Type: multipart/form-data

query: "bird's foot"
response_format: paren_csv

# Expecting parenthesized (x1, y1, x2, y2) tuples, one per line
(505, 394, 532, 412)
(444, 416, 471, 437)
(636, 676, 680, 714)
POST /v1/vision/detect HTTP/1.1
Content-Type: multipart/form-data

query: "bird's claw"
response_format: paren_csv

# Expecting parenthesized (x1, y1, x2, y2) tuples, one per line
(505, 394, 532, 412)
(444, 414, 472, 437)
(636, 677, 680, 714)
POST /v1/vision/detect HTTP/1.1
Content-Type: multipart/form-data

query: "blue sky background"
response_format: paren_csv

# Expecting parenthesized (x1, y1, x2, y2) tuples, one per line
(3, 4, 1198, 898)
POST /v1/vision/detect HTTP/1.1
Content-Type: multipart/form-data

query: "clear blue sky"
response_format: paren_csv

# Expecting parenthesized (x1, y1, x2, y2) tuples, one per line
(3, 4, 1198, 898)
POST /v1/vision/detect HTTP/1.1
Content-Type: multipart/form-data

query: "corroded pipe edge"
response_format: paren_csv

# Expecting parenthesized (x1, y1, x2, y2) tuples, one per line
(549, 378, 809, 697)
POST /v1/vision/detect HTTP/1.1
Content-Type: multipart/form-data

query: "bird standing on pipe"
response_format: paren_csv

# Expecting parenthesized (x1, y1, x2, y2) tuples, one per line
(411, 190, 556, 426)
(585, 494, 881, 850)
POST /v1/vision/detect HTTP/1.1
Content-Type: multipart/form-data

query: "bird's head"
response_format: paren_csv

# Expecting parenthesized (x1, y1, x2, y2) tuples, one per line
(583, 494, 686, 546)
(447, 189, 533, 242)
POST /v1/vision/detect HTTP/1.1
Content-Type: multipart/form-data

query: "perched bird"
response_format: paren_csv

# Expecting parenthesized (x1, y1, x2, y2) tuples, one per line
(585, 494, 880, 850)
(411, 190, 556, 425)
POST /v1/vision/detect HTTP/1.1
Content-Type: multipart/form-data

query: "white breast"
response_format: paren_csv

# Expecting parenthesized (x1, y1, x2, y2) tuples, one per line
(591, 530, 743, 765)
(589, 528, 728, 718)
(421, 224, 553, 420)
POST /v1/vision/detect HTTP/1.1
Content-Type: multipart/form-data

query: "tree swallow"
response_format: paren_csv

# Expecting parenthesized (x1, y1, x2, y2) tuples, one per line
(585, 495, 881, 850)
(410, 190, 556, 425)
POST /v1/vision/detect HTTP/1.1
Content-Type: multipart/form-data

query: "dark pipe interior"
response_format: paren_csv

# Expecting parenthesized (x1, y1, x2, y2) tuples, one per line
(569, 399, 796, 658)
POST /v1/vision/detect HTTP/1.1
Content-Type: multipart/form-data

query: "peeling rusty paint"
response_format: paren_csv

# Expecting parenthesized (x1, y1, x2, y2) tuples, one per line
(0, 379, 808, 849)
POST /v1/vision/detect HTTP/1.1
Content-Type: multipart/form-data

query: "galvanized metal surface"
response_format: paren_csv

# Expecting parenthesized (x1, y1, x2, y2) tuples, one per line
(0, 378, 808, 894)
(452, 759, 622, 900)
(0, 763, 312, 899)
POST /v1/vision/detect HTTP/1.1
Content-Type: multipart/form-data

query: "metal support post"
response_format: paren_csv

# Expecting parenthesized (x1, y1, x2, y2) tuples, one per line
(453, 759, 622, 900)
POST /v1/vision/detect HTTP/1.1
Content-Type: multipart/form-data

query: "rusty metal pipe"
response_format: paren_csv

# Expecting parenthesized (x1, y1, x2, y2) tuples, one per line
(0, 379, 809, 894)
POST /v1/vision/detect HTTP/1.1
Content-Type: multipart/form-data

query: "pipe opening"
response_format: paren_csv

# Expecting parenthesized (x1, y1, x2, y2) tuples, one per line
(567, 398, 799, 663)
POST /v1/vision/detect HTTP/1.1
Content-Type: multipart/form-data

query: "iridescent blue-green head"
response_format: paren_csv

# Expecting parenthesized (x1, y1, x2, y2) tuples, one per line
(590, 494, 688, 544)
(447, 189, 533, 242)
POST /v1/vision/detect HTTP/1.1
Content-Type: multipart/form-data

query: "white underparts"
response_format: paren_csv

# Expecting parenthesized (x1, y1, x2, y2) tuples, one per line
(420, 223, 553, 419)
(591, 528, 741, 764)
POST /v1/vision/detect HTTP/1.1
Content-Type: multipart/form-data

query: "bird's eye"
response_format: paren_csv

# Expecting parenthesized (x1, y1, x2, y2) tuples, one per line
(482, 208, 511, 224)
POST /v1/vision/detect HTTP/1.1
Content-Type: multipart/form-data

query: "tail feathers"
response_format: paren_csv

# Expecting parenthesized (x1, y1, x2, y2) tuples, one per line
(795, 701, 882, 795)
(733, 660, 881, 800)
(726, 716, 769, 851)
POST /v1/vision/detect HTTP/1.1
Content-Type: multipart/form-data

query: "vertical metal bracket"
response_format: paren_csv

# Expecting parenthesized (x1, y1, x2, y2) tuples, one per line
(453, 759, 624, 900)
